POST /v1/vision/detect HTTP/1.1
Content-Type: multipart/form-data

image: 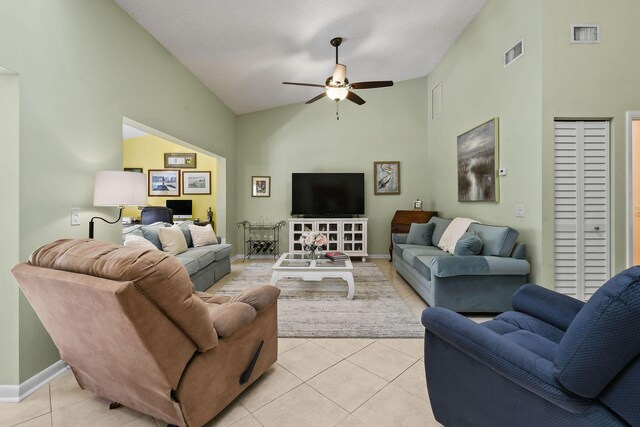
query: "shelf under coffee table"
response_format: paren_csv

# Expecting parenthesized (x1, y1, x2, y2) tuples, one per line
(270, 253, 355, 300)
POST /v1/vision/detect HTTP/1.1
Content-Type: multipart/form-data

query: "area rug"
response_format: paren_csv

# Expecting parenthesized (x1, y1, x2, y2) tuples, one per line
(215, 263, 425, 338)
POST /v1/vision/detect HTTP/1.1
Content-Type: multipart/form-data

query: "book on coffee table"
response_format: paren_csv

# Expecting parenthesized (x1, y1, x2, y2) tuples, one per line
(325, 251, 349, 261)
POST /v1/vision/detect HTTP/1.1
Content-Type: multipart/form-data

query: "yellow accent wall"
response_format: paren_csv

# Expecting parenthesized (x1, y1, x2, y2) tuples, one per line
(123, 135, 217, 226)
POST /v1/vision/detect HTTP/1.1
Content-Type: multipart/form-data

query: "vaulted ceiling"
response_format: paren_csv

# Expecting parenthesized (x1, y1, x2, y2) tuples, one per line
(115, 0, 487, 114)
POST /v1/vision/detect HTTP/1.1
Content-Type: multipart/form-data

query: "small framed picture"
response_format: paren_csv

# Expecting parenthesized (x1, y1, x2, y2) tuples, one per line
(251, 176, 271, 197)
(413, 200, 423, 210)
(124, 167, 143, 173)
(164, 152, 197, 169)
(183, 171, 211, 195)
(374, 161, 400, 195)
(148, 169, 180, 197)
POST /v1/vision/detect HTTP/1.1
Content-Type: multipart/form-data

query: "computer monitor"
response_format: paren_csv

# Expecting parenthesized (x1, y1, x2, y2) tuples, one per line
(166, 199, 192, 220)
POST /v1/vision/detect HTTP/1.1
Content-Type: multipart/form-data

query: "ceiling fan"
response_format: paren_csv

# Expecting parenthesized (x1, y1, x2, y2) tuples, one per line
(283, 37, 394, 117)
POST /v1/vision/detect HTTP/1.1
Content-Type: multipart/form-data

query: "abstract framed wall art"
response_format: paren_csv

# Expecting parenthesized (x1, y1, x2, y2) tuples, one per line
(374, 161, 400, 195)
(457, 118, 499, 202)
(164, 152, 197, 169)
(148, 169, 180, 197)
(183, 171, 211, 195)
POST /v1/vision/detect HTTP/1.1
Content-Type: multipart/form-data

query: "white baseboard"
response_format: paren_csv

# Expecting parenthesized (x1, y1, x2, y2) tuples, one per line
(367, 254, 391, 260)
(0, 360, 68, 402)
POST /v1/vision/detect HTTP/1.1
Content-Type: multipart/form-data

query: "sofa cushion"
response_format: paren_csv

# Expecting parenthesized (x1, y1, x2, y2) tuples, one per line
(502, 330, 558, 362)
(402, 245, 449, 267)
(177, 221, 194, 247)
(428, 256, 489, 277)
(180, 247, 217, 270)
(175, 255, 200, 275)
(140, 222, 169, 250)
(555, 266, 640, 398)
(495, 311, 566, 344)
(414, 256, 432, 279)
(189, 224, 219, 247)
(468, 223, 518, 257)
(207, 243, 233, 261)
(123, 234, 158, 251)
(158, 225, 188, 255)
(428, 217, 452, 246)
(406, 222, 435, 246)
(454, 231, 483, 256)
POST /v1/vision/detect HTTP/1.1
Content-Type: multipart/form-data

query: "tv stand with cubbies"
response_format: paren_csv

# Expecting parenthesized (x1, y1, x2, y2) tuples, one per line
(288, 218, 368, 262)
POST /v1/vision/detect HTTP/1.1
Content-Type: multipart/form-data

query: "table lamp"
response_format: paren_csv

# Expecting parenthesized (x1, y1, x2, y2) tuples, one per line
(89, 171, 147, 239)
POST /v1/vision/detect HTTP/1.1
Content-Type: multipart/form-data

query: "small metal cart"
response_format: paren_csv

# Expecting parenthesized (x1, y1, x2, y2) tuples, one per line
(237, 220, 286, 260)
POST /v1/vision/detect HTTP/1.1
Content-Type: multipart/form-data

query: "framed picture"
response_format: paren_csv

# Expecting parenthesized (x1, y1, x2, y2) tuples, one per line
(124, 167, 143, 173)
(183, 171, 211, 195)
(457, 118, 499, 202)
(148, 169, 180, 197)
(164, 152, 197, 169)
(251, 176, 270, 197)
(374, 161, 400, 195)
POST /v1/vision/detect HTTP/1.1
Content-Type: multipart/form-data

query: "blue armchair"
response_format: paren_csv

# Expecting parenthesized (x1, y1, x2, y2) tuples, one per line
(422, 266, 640, 426)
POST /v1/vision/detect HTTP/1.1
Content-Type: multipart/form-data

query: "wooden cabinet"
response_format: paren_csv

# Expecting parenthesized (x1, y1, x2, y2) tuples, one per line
(288, 218, 368, 261)
(389, 210, 437, 260)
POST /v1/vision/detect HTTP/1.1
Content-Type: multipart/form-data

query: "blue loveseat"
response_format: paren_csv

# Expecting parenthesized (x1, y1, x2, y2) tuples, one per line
(422, 266, 640, 426)
(393, 217, 530, 312)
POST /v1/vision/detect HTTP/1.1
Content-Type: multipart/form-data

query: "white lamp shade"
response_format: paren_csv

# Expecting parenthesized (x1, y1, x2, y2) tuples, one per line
(93, 171, 147, 207)
(326, 86, 349, 101)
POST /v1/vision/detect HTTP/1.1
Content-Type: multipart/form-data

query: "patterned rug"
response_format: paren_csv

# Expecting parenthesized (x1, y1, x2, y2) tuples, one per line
(215, 263, 425, 338)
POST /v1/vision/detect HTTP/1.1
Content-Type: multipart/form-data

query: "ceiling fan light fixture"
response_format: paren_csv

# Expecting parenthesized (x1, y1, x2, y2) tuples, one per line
(326, 86, 349, 101)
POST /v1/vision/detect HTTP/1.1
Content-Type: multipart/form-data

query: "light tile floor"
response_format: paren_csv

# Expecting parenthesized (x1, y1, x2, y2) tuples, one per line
(1, 259, 485, 427)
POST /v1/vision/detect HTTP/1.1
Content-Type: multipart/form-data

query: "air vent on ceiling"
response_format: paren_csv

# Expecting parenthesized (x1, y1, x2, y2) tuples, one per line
(571, 25, 600, 43)
(504, 39, 524, 68)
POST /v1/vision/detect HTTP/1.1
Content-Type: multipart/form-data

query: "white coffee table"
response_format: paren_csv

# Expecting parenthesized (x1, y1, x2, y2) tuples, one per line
(271, 253, 355, 300)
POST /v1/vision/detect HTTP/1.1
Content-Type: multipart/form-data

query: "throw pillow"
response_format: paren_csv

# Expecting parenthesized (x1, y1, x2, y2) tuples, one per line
(123, 234, 158, 251)
(158, 225, 188, 255)
(406, 222, 435, 246)
(454, 231, 483, 256)
(188, 224, 219, 247)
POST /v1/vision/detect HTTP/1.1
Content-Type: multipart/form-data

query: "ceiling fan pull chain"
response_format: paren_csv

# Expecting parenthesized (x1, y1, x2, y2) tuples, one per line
(336, 101, 340, 120)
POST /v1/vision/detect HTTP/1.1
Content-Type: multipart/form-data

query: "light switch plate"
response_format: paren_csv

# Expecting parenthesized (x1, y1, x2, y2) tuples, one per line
(71, 208, 80, 226)
(515, 204, 525, 218)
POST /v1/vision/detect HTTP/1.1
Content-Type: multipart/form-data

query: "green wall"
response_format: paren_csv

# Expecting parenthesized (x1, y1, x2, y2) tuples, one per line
(0, 0, 236, 383)
(426, 0, 543, 281)
(0, 73, 20, 385)
(540, 0, 640, 285)
(236, 78, 429, 255)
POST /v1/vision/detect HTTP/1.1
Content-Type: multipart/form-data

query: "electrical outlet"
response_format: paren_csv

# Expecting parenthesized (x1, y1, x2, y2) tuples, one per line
(515, 204, 525, 218)
(71, 208, 80, 226)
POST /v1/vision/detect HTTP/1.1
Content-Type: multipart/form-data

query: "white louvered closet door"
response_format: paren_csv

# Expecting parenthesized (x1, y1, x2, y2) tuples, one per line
(554, 121, 610, 300)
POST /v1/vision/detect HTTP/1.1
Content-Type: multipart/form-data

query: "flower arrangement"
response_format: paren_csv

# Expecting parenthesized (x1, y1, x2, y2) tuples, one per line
(299, 231, 327, 258)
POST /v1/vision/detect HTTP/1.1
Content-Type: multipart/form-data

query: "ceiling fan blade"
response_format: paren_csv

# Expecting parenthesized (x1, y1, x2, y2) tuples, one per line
(283, 82, 326, 88)
(350, 81, 394, 90)
(346, 91, 366, 105)
(306, 92, 327, 104)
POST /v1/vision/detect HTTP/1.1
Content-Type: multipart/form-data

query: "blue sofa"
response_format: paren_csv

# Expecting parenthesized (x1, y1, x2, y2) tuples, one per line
(422, 267, 640, 426)
(123, 221, 232, 292)
(393, 217, 530, 312)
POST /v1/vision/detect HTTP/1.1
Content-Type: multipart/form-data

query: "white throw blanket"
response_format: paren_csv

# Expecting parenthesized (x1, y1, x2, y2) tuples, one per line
(438, 217, 479, 254)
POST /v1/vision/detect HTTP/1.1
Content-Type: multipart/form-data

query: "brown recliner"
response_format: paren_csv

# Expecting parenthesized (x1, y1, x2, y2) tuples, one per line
(11, 239, 280, 427)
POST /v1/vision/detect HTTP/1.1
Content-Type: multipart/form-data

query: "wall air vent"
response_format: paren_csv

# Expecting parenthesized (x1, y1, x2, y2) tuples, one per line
(504, 39, 524, 68)
(571, 25, 600, 43)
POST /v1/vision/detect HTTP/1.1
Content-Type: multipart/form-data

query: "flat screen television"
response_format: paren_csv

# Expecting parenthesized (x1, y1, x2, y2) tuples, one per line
(166, 199, 192, 219)
(291, 173, 365, 217)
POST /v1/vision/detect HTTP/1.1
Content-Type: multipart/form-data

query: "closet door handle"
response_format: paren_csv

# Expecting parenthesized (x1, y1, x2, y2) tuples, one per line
(594, 226, 600, 231)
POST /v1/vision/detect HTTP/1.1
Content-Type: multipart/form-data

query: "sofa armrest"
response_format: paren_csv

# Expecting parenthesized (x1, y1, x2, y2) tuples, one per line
(422, 308, 592, 413)
(511, 284, 584, 331)
(429, 256, 530, 278)
(392, 233, 408, 244)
